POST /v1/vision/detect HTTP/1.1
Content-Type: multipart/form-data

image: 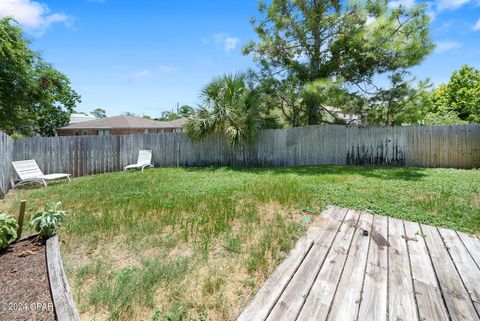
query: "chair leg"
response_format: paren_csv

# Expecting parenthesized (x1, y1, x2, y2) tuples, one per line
(42, 179, 48, 187)
(11, 179, 15, 190)
(67, 176, 71, 182)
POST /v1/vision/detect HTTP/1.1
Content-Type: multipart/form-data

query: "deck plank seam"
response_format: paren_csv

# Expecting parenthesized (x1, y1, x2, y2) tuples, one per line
(354, 213, 375, 321)
(403, 220, 422, 321)
(321, 210, 363, 321)
(419, 224, 453, 321)
(456, 231, 480, 272)
(437, 226, 480, 319)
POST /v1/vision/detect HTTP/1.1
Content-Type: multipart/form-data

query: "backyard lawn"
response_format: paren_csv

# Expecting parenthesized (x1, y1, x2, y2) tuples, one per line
(1, 165, 479, 321)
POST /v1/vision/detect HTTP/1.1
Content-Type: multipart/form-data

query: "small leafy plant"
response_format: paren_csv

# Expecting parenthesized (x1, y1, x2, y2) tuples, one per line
(0, 212, 18, 251)
(30, 202, 67, 238)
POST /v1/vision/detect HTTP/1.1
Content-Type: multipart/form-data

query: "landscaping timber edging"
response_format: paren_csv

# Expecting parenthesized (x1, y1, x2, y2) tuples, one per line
(46, 235, 81, 321)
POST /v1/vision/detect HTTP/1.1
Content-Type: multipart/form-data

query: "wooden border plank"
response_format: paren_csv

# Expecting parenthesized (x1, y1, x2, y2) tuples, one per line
(46, 235, 81, 321)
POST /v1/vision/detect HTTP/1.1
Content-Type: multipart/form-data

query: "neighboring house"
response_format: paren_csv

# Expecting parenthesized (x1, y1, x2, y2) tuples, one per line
(164, 118, 189, 129)
(58, 115, 188, 136)
(322, 106, 363, 124)
(68, 113, 97, 124)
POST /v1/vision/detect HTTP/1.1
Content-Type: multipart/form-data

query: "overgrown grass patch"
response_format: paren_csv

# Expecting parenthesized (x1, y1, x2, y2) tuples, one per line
(1, 165, 479, 320)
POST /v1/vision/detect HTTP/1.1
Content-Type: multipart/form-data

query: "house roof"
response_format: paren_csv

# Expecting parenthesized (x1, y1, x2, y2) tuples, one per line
(69, 113, 96, 124)
(60, 115, 188, 130)
(166, 118, 189, 128)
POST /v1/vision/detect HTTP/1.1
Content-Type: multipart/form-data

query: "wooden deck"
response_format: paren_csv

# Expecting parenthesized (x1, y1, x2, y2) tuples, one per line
(237, 206, 480, 321)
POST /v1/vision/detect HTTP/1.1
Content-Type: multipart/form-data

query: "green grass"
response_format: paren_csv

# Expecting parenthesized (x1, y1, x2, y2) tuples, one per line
(1, 165, 479, 320)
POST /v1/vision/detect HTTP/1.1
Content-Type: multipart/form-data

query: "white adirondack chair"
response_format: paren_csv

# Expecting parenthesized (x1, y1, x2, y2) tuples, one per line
(124, 150, 154, 172)
(11, 160, 71, 189)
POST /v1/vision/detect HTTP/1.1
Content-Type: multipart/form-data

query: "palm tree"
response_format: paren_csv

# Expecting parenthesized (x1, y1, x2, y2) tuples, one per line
(185, 74, 263, 148)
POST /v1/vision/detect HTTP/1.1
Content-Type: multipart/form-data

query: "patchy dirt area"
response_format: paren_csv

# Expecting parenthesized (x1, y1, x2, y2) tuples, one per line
(0, 237, 56, 321)
(65, 200, 322, 320)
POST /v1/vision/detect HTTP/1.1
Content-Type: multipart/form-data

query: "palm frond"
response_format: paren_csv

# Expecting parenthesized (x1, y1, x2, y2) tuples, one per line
(186, 72, 264, 148)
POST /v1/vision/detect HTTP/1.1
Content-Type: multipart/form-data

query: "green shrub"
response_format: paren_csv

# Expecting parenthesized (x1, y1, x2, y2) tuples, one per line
(30, 202, 67, 238)
(0, 213, 18, 251)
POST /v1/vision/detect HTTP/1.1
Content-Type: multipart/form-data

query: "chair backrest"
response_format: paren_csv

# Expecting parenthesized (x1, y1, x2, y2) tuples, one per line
(12, 160, 44, 180)
(137, 150, 152, 165)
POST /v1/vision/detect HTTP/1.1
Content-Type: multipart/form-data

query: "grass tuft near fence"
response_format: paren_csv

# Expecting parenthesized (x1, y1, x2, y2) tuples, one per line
(1, 165, 479, 320)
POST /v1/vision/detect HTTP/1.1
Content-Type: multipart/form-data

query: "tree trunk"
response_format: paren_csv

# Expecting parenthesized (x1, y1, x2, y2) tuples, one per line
(306, 100, 319, 125)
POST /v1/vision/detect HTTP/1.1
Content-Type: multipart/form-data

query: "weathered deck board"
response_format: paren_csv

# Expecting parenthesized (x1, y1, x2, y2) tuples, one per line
(237, 206, 346, 321)
(327, 212, 373, 321)
(439, 228, 480, 312)
(457, 231, 480, 269)
(237, 206, 480, 321)
(404, 221, 450, 321)
(295, 210, 359, 321)
(356, 215, 388, 321)
(264, 208, 347, 321)
(388, 218, 418, 321)
(236, 228, 316, 321)
(420, 225, 479, 321)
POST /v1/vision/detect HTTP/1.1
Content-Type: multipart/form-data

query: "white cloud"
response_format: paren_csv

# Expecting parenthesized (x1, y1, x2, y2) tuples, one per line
(157, 65, 177, 73)
(224, 37, 241, 53)
(473, 18, 480, 30)
(130, 70, 152, 84)
(0, 0, 71, 35)
(435, 41, 462, 53)
(388, 0, 416, 9)
(437, 0, 471, 11)
(426, 2, 437, 21)
(202, 33, 241, 53)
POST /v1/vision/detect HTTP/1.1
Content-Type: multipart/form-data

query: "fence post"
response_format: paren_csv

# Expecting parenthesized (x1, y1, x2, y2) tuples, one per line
(176, 141, 180, 167)
(16, 200, 27, 240)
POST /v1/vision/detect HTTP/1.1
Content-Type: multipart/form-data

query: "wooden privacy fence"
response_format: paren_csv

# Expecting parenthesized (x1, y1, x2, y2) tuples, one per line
(1, 124, 479, 196)
(0, 133, 14, 196)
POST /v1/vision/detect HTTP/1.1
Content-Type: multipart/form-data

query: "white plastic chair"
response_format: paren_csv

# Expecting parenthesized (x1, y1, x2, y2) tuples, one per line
(124, 150, 154, 172)
(11, 160, 71, 189)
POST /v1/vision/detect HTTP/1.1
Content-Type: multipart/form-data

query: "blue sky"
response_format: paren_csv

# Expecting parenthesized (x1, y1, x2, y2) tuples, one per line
(0, 0, 479, 117)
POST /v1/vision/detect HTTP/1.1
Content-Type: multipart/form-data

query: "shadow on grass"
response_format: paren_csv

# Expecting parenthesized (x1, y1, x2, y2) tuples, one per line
(182, 165, 428, 181)
(8, 179, 69, 192)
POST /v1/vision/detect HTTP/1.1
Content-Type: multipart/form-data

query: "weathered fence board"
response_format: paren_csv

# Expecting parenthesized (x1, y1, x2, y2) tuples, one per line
(0, 124, 477, 196)
(0, 133, 14, 197)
